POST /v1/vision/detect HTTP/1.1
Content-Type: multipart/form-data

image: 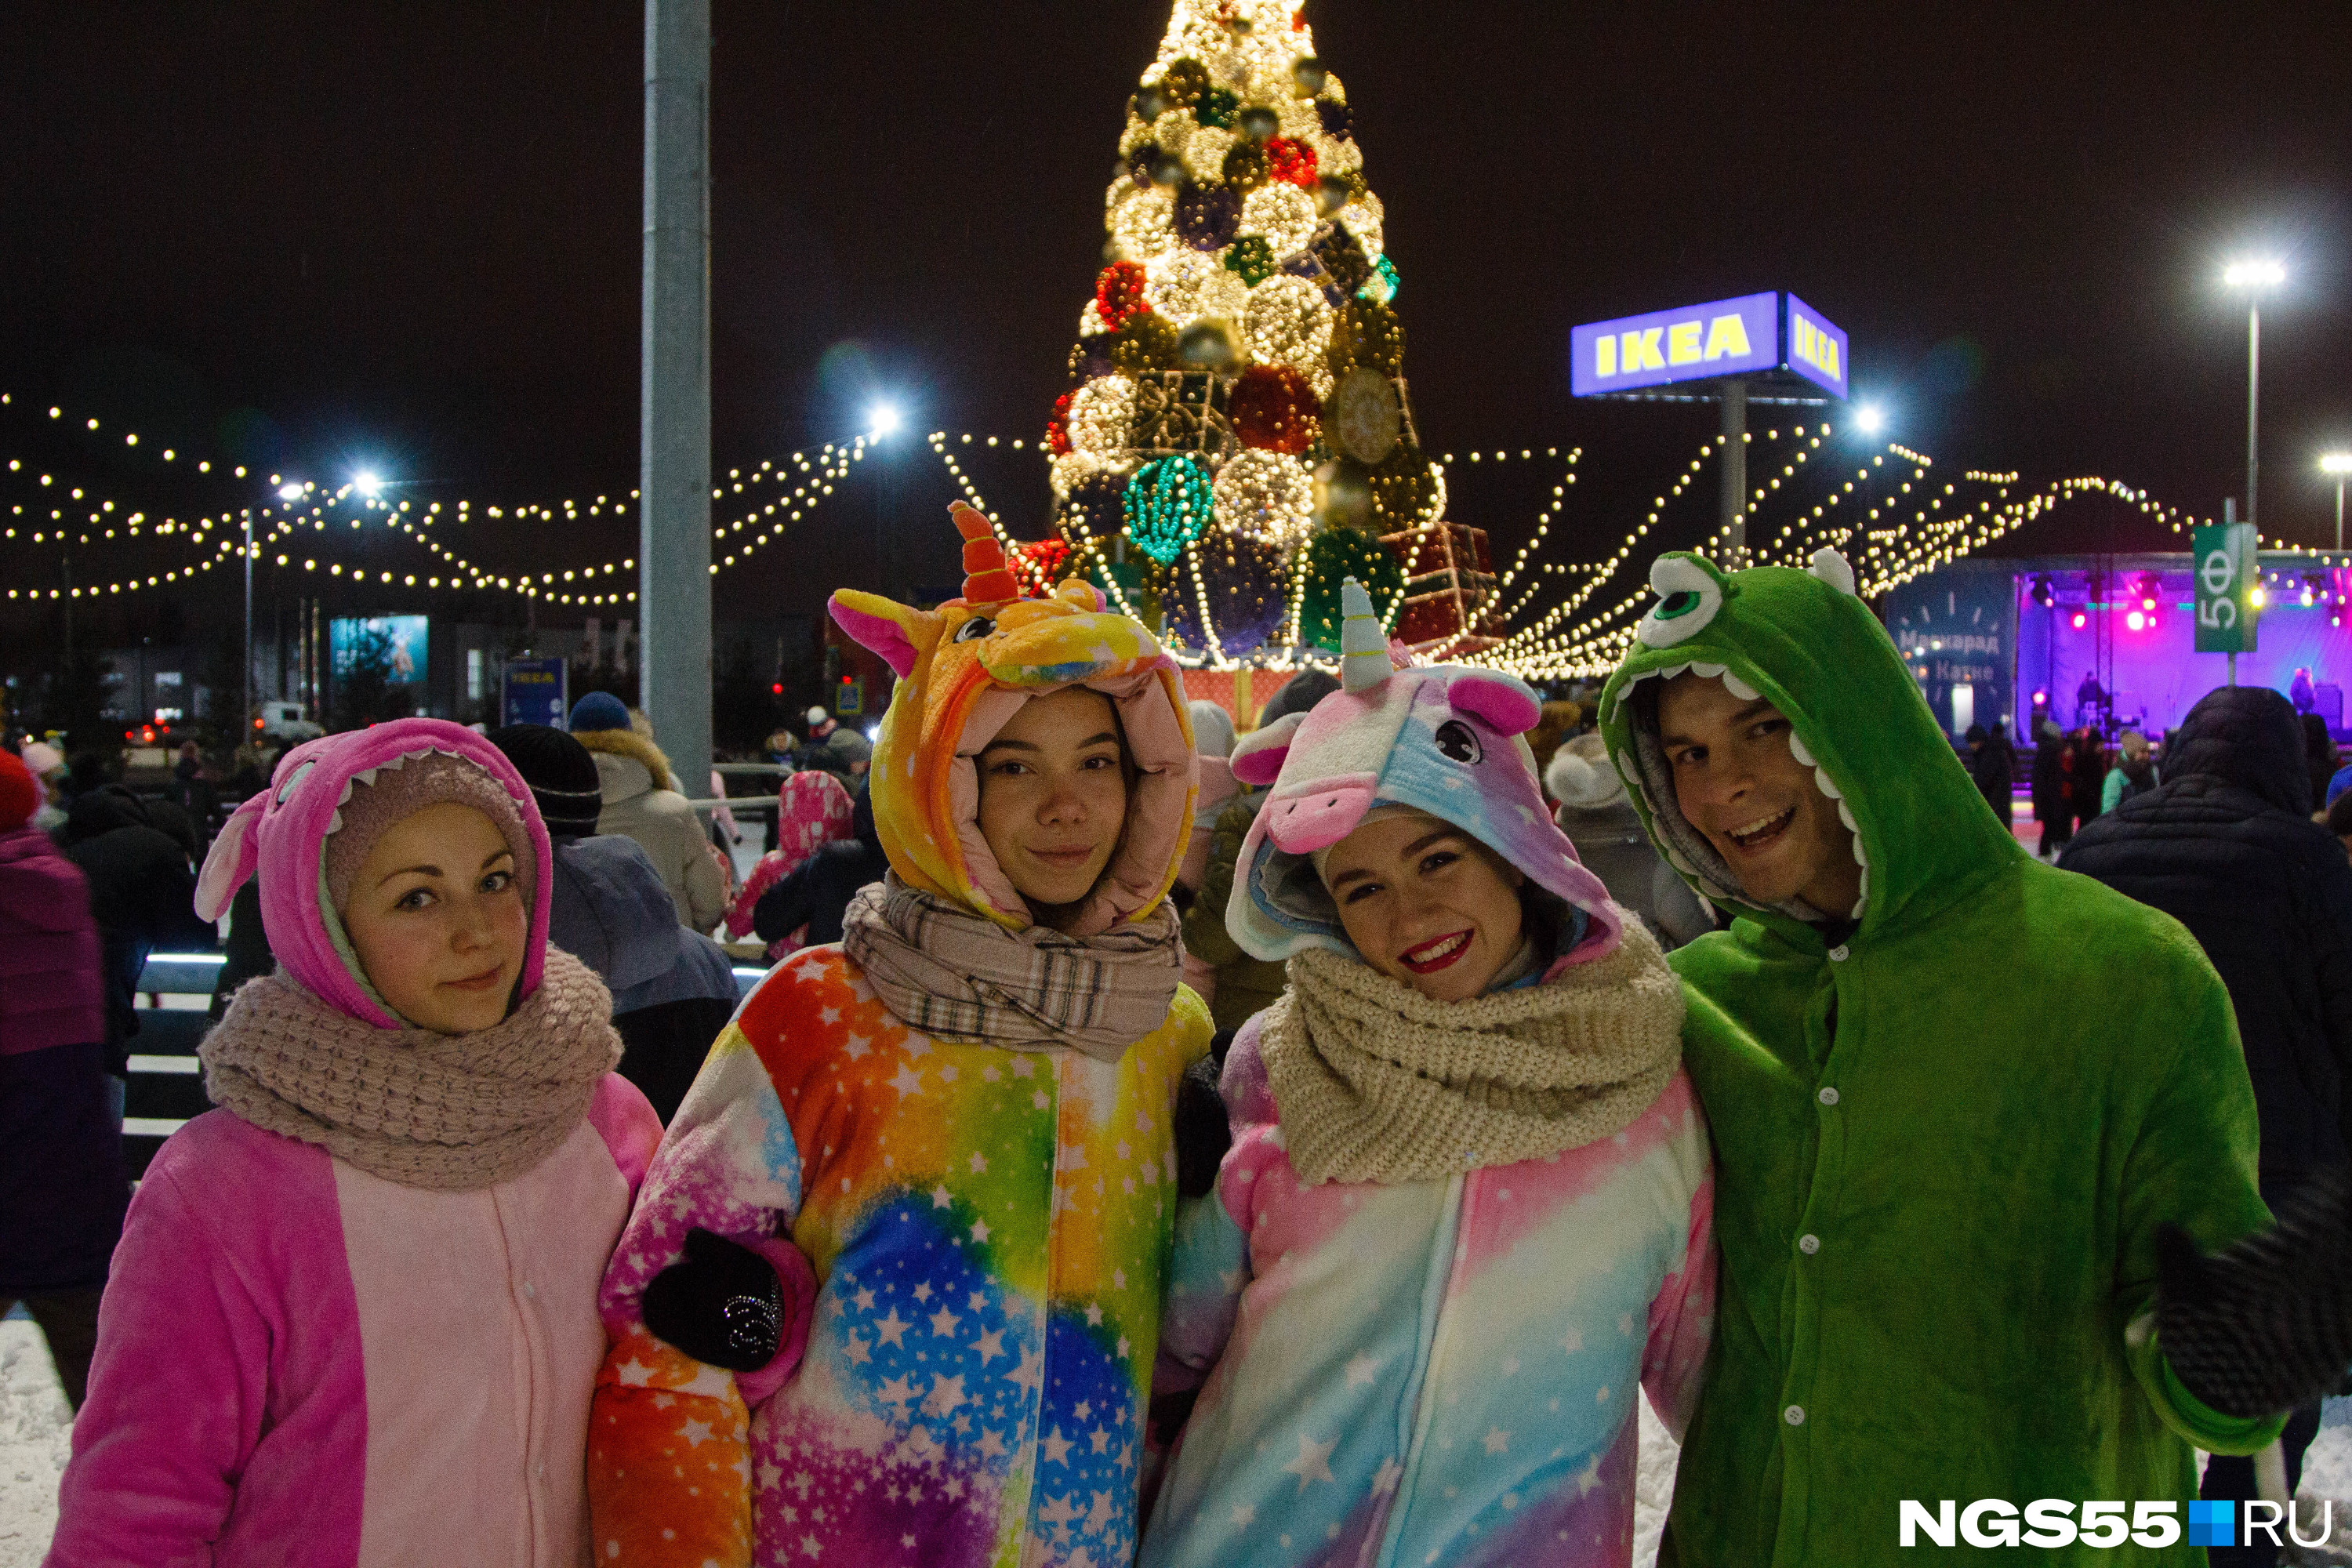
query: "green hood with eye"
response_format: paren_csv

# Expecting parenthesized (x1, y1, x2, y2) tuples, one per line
(1595, 548, 2020, 947)
(1590, 553, 2278, 1563)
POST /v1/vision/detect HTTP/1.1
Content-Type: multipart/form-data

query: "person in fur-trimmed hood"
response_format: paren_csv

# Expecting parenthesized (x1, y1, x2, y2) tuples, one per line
(1141, 581, 1711, 1568)
(569, 691, 728, 932)
(587, 503, 1210, 1568)
(1595, 550, 2352, 1567)
(46, 718, 666, 1568)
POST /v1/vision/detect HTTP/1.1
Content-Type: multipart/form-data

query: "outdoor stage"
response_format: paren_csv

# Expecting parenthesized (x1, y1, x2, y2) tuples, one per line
(1886, 554, 2352, 744)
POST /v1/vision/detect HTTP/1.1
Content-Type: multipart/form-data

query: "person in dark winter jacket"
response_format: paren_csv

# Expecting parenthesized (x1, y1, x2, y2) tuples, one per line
(0, 750, 128, 1411)
(2031, 720, 2072, 857)
(750, 780, 887, 952)
(2069, 724, 2108, 830)
(2302, 713, 2339, 815)
(1965, 723, 2013, 826)
(2060, 684, 2352, 1559)
(490, 724, 742, 1123)
(56, 783, 212, 1078)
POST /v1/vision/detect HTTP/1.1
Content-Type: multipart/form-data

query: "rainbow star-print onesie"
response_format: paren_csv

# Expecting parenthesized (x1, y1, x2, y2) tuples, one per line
(589, 507, 1211, 1568)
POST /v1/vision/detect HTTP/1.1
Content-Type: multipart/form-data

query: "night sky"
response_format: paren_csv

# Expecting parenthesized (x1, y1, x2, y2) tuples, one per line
(2, 2, 2348, 641)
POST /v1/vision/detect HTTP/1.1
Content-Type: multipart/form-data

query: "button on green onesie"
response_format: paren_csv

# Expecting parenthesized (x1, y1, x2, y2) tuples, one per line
(1598, 552, 2283, 1566)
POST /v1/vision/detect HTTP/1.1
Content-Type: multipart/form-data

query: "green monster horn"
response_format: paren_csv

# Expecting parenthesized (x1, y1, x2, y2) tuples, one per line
(1338, 576, 1389, 691)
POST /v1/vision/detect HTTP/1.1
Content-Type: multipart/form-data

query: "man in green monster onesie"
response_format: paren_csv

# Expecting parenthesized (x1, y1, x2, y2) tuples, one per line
(1597, 548, 2352, 1565)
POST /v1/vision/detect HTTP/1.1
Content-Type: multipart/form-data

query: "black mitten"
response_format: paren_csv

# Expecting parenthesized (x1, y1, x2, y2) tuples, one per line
(2154, 1167, 2352, 1419)
(1174, 1054, 1232, 1200)
(642, 1227, 786, 1373)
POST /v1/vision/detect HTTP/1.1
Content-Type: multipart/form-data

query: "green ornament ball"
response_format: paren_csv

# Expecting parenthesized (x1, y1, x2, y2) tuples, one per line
(1112, 312, 1180, 372)
(1300, 527, 1405, 651)
(1196, 88, 1239, 130)
(1224, 235, 1276, 288)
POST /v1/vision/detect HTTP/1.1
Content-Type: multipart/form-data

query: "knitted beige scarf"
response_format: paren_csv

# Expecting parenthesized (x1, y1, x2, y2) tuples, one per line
(1260, 919, 1684, 1186)
(200, 949, 622, 1192)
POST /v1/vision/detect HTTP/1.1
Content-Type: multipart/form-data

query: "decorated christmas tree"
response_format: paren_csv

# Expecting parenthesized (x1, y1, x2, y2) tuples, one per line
(1040, 0, 1493, 664)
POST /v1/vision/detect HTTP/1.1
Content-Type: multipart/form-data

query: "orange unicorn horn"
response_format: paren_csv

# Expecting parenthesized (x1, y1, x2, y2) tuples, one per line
(951, 502, 1020, 604)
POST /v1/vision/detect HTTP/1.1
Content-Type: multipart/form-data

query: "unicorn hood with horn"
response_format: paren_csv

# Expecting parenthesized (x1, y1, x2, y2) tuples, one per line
(828, 501, 1197, 935)
(1225, 577, 1620, 960)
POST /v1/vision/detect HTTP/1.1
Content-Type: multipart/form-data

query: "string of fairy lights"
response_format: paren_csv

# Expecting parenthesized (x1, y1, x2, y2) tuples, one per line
(13, 391, 2351, 678)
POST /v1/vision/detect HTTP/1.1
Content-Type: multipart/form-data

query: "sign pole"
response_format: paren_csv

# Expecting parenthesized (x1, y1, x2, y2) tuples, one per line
(1721, 378, 1748, 568)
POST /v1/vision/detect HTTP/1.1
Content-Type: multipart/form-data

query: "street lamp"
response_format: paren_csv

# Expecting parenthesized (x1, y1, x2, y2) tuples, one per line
(1852, 402, 1887, 437)
(2221, 258, 2285, 539)
(353, 469, 384, 499)
(865, 400, 904, 441)
(2325, 452, 2352, 552)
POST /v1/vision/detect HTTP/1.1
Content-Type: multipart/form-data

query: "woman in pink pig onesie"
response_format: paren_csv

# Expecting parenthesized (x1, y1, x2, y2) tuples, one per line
(45, 718, 673, 1567)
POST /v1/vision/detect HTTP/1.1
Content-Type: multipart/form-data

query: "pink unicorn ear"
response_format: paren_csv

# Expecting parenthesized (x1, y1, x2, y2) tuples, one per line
(1231, 712, 1308, 786)
(1445, 671, 1541, 737)
(829, 590, 942, 681)
(194, 791, 267, 922)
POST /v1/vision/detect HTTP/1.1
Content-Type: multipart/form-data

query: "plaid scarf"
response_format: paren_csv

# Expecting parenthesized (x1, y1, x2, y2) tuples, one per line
(840, 873, 1183, 1063)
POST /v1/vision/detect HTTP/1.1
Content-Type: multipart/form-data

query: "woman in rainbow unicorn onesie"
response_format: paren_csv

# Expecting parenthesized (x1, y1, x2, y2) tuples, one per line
(588, 503, 1212, 1568)
(1141, 581, 1713, 1568)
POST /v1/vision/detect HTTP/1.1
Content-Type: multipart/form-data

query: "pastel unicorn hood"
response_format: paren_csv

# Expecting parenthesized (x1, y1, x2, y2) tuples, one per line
(1225, 577, 1621, 962)
(828, 503, 1197, 935)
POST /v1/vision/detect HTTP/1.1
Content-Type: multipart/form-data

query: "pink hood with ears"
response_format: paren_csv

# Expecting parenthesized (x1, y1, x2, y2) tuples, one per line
(195, 718, 554, 1029)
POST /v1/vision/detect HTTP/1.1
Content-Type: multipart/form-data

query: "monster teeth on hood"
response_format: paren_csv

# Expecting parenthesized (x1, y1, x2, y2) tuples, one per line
(1691, 662, 1726, 679)
(1850, 829, 1869, 867)
(1615, 752, 1645, 789)
(1722, 671, 1759, 702)
(1837, 798, 1859, 834)
(1661, 662, 1691, 681)
(1788, 732, 1816, 768)
(1813, 766, 1842, 802)
(1664, 846, 1696, 876)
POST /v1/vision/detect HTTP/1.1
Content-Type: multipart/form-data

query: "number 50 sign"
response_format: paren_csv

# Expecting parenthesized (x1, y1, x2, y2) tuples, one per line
(2194, 522, 2259, 654)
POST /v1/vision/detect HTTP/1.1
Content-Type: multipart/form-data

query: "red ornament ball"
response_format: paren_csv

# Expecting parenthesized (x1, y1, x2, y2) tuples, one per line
(1045, 392, 1073, 456)
(1264, 136, 1319, 189)
(1095, 261, 1149, 330)
(1228, 365, 1320, 455)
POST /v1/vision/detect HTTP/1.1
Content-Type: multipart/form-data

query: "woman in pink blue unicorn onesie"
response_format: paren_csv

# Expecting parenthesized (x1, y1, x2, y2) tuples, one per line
(1142, 580, 1713, 1568)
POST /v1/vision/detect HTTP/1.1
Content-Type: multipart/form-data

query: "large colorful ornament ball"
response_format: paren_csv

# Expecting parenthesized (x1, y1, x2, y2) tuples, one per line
(1066, 376, 1137, 457)
(1123, 454, 1214, 567)
(1328, 297, 1405, 378)
(1167, 532, 1287, 659)
(1212, 448, 1316, 552)
(1096, 261, 1149, 329)
(1300, 527, 1406, 652)
(1045, 392, 1074, 456)
(1223, 235, 1276, 288)
(1369, 441, 1439, 528)
(1158, 56, 1210, 108)
(1221, 140, 1271, 191)
(1228, 365, 1320, 455)
(1112, 311, 1180, 372)
(1174, 181, 1241, 251)
(1264, 136, 1319, 189)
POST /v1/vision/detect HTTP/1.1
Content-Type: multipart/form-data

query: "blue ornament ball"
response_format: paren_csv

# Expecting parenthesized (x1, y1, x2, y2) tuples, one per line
(1168, 532, 1287, 658)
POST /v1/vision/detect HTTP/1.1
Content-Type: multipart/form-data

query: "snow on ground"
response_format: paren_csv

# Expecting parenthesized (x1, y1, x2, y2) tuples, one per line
(0, 1319, 70, 1568)
(0, 1311, 2339, 1566)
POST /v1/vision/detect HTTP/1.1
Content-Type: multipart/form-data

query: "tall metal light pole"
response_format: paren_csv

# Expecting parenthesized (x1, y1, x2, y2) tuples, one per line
(2223, 259, 2285, 540)
(243, 510, 255, 735)
(640, 0, 713, 788)
(2324, 452, 2352, 553)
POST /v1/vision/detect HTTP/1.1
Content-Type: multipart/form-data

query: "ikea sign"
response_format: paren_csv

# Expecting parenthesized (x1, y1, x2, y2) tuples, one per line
(1571, 292, 1849, 400)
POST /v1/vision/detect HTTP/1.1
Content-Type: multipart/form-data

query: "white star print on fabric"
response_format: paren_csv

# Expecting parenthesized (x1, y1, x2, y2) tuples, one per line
(1483, 1427, 1509, 1455)
(1345, 1353, 1381, 1387)
(875, 1308, 910, 1347)
(1283, 1432, 1338, 1491)
(891, 1064, 924, 1097)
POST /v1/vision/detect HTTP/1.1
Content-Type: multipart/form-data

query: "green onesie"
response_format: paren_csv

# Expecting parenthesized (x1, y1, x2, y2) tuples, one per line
(1597, 551, 2282, 1566)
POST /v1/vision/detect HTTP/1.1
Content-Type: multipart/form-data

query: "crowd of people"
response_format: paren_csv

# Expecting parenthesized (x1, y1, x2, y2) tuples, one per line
(8, 517, 2352, 1566)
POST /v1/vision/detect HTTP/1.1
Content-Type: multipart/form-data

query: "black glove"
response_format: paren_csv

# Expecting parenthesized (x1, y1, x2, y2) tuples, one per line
(1174, 1054, 1232, 1200)
(2154, 1167, 2352, 1419)
(642, 1227, 786, 1373)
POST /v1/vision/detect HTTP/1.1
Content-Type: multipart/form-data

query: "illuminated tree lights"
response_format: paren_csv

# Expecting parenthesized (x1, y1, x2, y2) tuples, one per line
(1040, 0, 1457, 668)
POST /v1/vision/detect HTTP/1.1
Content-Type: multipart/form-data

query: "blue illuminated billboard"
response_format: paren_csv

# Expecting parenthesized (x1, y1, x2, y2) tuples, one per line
(330, 615, 429, 688)
(1571, 292, 1849, 400)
